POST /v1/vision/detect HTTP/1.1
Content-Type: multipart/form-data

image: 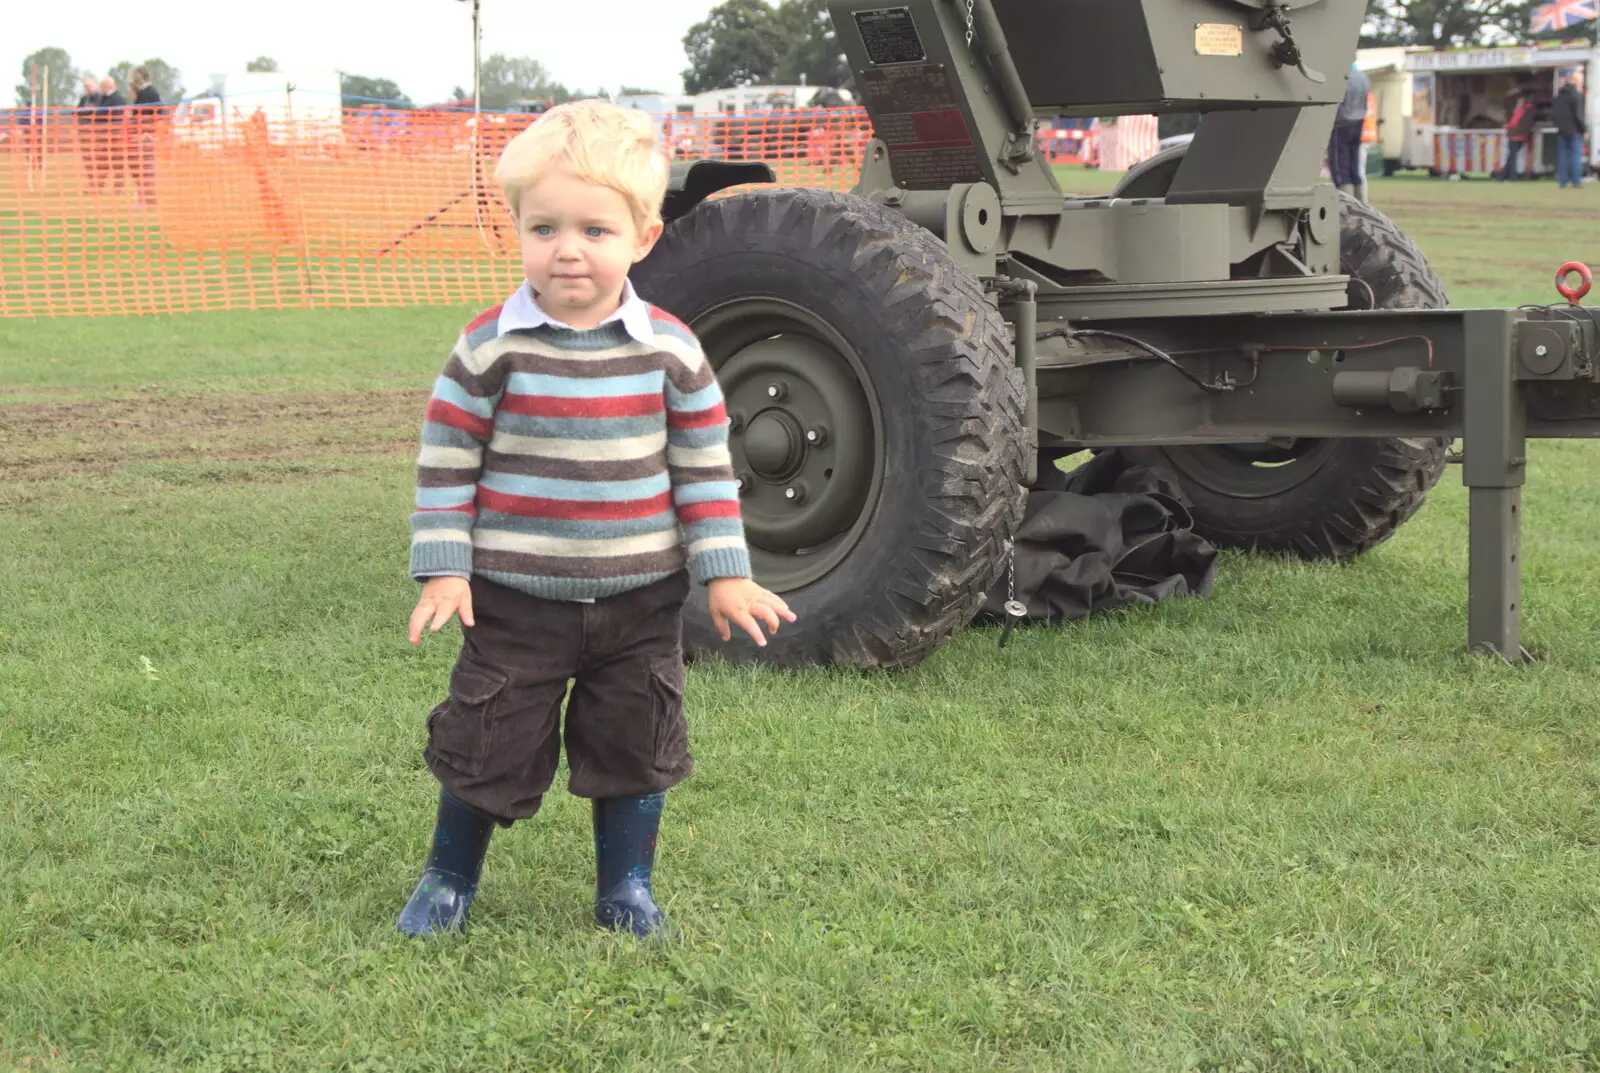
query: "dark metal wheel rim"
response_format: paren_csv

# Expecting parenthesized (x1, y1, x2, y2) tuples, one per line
(691, 297, 885, 592)
(1157, 438, 1339, 499)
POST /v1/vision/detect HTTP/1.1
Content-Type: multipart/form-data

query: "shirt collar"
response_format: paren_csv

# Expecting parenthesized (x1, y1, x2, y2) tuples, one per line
(497, 278, 654, 344)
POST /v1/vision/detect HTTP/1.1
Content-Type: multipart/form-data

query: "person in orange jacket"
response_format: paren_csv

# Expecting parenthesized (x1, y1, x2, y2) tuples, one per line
(1496, 92, 1537, 181)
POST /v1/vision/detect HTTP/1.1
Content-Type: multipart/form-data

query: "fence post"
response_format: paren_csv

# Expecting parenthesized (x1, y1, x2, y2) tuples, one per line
(41, 67, 50, 184)
(470, 0, 491, 246)
(27, 63, 38, 190)
(283, 80, 317, 306)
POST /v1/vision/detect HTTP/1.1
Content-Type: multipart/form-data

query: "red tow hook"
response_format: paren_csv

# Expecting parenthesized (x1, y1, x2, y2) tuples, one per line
(1556, 261, 1593, 304)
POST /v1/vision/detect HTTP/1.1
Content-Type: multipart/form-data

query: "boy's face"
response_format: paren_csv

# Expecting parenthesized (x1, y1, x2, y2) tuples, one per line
(516, 170, 663, 329)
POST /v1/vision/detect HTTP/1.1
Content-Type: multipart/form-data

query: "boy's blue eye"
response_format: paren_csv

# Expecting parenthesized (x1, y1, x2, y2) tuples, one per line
(532, 224, 553, 236)
(587, 226, 608, 238)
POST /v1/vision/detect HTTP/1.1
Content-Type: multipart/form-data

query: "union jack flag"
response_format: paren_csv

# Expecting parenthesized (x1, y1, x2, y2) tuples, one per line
(1531, 0, 1598, 33)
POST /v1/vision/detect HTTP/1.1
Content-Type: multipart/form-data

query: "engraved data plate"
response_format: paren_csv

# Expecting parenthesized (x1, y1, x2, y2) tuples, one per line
(1194, 23, 1244, 57)
(859, 63, 983, 188)
(855, 7, 926, 65)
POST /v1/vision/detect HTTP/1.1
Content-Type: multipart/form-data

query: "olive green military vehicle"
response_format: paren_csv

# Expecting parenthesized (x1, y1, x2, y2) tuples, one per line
(636, 0, 1600, 668)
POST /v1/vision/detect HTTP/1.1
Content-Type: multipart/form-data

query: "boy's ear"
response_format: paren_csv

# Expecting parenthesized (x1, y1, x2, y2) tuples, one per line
(633, 220, 665, 264)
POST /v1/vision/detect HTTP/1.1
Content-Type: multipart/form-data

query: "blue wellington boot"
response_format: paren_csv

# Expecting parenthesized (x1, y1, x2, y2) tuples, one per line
(593, 792, 669, 938)
(397, 790, 496, 938)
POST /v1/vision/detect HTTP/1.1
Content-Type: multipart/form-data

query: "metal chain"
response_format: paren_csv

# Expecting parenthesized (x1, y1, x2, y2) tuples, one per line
(963, 0, 975, 47)
(998, 539, 1025, 649)
(1006, 540, 1017, 606)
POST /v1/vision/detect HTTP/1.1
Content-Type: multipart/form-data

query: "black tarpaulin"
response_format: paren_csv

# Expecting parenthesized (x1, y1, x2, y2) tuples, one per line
(978, 450, 1219, 625)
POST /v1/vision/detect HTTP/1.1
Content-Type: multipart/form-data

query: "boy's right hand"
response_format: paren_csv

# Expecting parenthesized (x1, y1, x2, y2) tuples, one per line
(409, 576, 475, 645)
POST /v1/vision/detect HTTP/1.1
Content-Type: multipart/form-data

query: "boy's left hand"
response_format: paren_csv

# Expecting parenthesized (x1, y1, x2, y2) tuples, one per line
(707, 577, 797, 647)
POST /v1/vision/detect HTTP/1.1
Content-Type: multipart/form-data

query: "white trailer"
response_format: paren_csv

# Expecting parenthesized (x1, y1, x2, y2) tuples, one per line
(621, 86, 860, 159)
(615, 93, 698, 155)
(169, 70, 344, 152)
(687, 84, 855, 115)
(1399, 43, 1598, 177)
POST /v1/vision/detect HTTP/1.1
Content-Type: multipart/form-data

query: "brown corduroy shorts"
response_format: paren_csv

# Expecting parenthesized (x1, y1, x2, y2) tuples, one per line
(423, 571, 693, 824)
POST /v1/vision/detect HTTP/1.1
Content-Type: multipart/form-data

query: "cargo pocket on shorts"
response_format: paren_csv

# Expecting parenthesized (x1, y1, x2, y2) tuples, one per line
(648, 652, 689, 775)
(424, 658, 508, 778)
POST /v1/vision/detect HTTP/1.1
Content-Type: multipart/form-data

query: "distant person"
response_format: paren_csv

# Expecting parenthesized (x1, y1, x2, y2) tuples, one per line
(1497, 93, 1536, 181)
(77, 75, 102, 191)
(95, 75, 128, 190)
(96, 76, 126, 110)
(76, 74, 100, 113)
(128, 66, 162, 207)
(395, 99, 793, 941)
(1328, 61, 1369, 202)
(1552, 76, 1587, 189)
(129, 67, 161, 113)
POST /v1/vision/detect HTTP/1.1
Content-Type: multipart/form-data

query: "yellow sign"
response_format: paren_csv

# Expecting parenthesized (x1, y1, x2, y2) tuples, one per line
(1195, 23, 1243, 57)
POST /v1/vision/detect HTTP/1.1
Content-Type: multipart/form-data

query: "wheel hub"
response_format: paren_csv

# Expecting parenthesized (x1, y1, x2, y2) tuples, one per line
(690, 298, 883, 592)
(743, 410, 805, 482)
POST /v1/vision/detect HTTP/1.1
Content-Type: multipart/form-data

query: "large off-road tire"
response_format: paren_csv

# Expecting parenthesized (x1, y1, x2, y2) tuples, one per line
(1110, 143, 1189, 200)
(1122, 191, 1450, 560)
(633, 187, 1027, 669)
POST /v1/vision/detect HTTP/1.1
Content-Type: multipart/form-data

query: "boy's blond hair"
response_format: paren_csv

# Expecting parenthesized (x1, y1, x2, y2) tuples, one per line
(494, 100, 669, 231)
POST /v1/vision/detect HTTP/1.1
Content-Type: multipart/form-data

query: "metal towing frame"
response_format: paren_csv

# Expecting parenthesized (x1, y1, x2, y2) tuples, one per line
(645, 0, 1600, 668)
(825, 0, 1600, 662)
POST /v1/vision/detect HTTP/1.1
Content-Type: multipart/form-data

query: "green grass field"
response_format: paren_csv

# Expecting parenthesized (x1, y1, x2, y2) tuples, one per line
(3, 177, 1600, 1071)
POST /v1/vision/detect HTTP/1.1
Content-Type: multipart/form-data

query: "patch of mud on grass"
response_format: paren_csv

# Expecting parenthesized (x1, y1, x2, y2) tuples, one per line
(0, 388, 423, 506)
(0, 372, 427, 407)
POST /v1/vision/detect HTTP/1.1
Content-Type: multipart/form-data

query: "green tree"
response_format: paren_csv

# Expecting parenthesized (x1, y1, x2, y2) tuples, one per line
(1361, 0, 1539, 46)
(681, 0, 784, 93)
(246, 56, 279, 73)
(107, 58, 184, 101)
(340, 73, 411, 107)
(619, 85, 663, 96)
(773, 0, 850, 88)
(477, 54, 571, 110)
(14, 46, 78, 107)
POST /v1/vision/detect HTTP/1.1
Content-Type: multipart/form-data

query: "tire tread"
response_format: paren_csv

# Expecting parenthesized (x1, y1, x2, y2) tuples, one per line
(637, 187, 1026, 668)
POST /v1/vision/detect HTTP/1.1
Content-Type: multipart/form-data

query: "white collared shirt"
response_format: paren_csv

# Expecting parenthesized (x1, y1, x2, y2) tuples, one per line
(496, 278, 656, 343)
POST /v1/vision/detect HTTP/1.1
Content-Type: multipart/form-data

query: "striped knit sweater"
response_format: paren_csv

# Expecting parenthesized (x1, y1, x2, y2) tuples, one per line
(409, 302, 751, 600)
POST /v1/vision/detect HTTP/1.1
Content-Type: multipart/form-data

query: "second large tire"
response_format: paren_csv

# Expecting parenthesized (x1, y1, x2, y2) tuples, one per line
(1121, 192, 1450, 560)
(634, 187, 1027, 669)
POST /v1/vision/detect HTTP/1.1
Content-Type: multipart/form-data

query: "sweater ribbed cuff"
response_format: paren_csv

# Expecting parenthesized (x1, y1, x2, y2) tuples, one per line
(690, 545, 752, 585)
(410, 539, 474, 581)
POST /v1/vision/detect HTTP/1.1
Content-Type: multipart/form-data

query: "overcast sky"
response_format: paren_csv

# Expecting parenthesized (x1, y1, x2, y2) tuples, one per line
(9, 0, 720, 104)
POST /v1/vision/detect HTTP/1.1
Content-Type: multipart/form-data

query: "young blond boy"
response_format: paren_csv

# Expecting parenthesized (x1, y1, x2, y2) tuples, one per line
(398, 100, 793, 939)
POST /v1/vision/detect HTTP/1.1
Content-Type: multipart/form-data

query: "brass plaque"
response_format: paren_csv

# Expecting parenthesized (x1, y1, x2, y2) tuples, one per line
(1195, 23, 1243, 57)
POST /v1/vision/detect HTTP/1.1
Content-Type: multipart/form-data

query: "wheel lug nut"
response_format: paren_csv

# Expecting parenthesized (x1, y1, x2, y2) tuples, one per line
(805, 425, 828, 446)
(766, 382, 787, 400)
(729, 410, 745, 434)
(784, 483, 807, 504)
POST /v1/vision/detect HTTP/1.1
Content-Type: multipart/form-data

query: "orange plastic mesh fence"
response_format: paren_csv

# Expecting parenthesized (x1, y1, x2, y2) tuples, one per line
(0, 104, 876, 319)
